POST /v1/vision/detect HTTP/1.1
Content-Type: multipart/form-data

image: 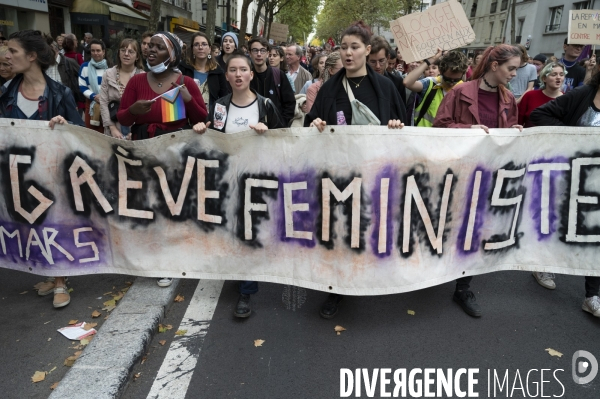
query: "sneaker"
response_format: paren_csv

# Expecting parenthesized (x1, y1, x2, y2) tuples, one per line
(234, 294, 251, 318)
(582, 296, 600, 317)
(157, 278, 173, 287)
(453, 290, 482, 317)
(319, 294, 343, 319)
(36, 280, 55, 296)
(533, 272, 556, 290)
(53, 286, 70, 308)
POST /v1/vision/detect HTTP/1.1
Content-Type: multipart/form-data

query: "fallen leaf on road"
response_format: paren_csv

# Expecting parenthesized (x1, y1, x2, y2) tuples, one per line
(19, 291, 28, 294)
(103, 291, 112, 296)
(175, 329, 187, 336)
(545, 348, 563, 358)
(134, 372, 141, 379)
(31, 371, 46, 383)
(407, 310, 415, 315)
(158, 324, 173, 333)
(68, 320, 78, 325)
(91, 310, 101, 318)
(125, 281, 133, 286)
(112, 292, 124, 301)
(47, 338, 51, 342)
(68, 288, 73, 293)
(50, 382, 59, 390)
(102, 304, 116, 312)
(44, 320, 52, 324)
(83, 323, 97, 331)
(80, 338, 90, 346)
(121, 287, 130, 293)
(159, 340, 166, 346)
(141, 356, 147, 364)
(103, 299, 116, 307)
(254, 339, 265, 347)
(174, 294, 184, 302)
(48, 366, 57, 374)
(334, 325, 346, 335)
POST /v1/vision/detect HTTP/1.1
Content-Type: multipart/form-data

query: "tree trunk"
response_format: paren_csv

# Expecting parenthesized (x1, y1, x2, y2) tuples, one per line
(510, 0, 516, 44)
(149, 0, 162, 32)
(239, 0, 253, 47)
(206, 0, 218, 43)
(266, 4, 274, 40)
(252, 0, 267, 37)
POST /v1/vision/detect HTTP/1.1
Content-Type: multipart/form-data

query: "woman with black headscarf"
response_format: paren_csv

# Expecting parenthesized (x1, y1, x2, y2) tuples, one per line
(117, 32, 207, 140)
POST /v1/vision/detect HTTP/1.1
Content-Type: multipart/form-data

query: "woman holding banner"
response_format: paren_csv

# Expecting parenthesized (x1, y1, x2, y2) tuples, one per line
(304, 21, 406, 319)
(529, 61, 600, 318)
(192, 51, 285, 318)
(433, 44, 523, 318)
(0, 30, 83, 309)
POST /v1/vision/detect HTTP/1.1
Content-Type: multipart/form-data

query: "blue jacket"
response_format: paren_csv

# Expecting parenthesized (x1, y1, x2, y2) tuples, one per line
(0, 73, 84, 125)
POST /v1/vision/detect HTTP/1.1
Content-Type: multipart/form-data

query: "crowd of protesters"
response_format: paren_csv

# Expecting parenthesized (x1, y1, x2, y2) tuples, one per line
(0, 25, 599, 322)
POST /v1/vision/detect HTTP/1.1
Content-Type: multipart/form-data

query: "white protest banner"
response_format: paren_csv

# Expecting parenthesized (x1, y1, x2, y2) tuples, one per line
(390, 0, 475, 64)
(1, 120, 599, 295)
(568, 10, 600, 45)
(269, 22, 289, 44)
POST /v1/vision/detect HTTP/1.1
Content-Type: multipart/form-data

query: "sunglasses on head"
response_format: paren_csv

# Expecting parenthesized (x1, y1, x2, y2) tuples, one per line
(442, 75, 461, 84)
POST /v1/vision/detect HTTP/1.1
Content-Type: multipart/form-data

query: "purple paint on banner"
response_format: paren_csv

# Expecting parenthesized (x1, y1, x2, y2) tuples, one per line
(528, 157, 569, 241)
(370, 166, 396, 258)
(456, 168, 491, 255)
(336, 111, 347, 125)
(276, 170, 318, 248)
(0, 219, 105, 268)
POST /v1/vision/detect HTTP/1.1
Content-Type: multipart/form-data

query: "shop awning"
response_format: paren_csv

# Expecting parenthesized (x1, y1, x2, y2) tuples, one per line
(71, 0, 147, 26)
(175, 25, 198, 33)
(104, 1, 147, 22)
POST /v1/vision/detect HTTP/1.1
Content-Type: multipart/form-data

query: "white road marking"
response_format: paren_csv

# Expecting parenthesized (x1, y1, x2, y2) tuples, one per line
(146, 279, 224, 399)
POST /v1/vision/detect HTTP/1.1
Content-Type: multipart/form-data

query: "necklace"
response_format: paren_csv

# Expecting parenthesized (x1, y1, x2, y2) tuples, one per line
(152, 72, 171, 87)
(347, 75, 367, 88)
(483, 76, 498, 90)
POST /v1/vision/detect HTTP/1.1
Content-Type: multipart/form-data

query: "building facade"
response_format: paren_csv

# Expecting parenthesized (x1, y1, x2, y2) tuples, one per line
(0, 0, 51, 38)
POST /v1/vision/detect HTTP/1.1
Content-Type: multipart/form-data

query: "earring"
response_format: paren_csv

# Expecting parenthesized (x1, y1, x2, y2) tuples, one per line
(208, 54, 212, 59)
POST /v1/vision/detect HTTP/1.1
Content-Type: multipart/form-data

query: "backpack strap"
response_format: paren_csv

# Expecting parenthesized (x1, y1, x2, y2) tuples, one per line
(415, 84, 438, 126)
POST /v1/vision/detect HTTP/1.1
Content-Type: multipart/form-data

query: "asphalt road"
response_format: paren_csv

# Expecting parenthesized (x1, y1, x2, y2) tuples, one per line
(0, 268, 130, 399)
(122, 270, 600, 399)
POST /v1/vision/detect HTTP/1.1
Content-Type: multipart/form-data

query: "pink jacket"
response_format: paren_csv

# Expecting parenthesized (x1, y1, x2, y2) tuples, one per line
(433, 79, 518, 128)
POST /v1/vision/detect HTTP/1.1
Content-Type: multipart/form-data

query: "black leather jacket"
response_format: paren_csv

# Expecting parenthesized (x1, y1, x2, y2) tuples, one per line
(207, 90, 285, 132)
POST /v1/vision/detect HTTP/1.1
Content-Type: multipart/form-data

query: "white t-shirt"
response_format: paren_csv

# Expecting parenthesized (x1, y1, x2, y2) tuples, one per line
(17, 92, 39, 118)
(224, 99, 260, 133)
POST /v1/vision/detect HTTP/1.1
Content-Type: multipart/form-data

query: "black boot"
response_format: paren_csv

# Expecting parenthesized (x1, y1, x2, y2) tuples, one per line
(320, 294, 343, 319)
(453, 290, 482, 317)
(234, 294, 251, 318)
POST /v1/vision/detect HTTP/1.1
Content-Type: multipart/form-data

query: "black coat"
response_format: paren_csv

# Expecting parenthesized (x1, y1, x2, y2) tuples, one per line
(529, 84, 596, 127)
(384, 70, 406, 104)
(207, 91, 285, 132)
(179, 61, 229, 109)
(0, 73, 84, 125)
(57, 53, 85, 104)
(249, 65, 296, 126)
(305, 64, 407, 127)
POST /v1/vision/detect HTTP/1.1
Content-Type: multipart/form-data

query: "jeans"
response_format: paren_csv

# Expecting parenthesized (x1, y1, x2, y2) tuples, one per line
(456, 276, 473, 291)
(585, 276, 600, 298)
(239, 281, 258, 295)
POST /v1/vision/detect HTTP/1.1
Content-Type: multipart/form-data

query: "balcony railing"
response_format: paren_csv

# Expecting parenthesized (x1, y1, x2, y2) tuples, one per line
(545, 24, 561, 32)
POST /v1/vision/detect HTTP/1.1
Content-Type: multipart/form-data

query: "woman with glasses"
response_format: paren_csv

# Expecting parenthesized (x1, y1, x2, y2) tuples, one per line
(403, 49, 468, 127)
(180, 32, 228, 109)
(99, 38, 144, 139)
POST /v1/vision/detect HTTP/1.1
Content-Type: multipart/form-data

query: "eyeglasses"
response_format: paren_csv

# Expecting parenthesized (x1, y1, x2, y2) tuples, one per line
(119, 49, 136, 55)
(251, 48, 268, 54)
(368, 59, 387, 66)
(441, 75, 461, 84)
(194, 43, 209, 48)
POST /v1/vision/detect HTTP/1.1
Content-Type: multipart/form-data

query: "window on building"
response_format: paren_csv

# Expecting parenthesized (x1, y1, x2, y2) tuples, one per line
(546, 6, 563, 32)
(490, 1, 497, 13)
(516, 17, 525, 43)
(500, 0, 508, 11)
(390, 38, 395, 43)
(488, 21, 494, 41)
(470, 1, 477, 18)
(574, 1, 591, 10)
(499, 19, 505, 39)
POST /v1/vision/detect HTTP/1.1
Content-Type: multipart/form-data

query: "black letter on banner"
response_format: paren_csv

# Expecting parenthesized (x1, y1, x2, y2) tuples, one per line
(566, 157, 600, 243)
(400, 168, 454, 257)
(483, 165, 526, 250)
(237, 174, 278, 247)
(318, 175, 368, 251)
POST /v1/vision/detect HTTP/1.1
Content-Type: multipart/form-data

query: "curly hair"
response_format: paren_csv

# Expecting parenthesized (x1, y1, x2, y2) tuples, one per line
(438, 51, 469, 74)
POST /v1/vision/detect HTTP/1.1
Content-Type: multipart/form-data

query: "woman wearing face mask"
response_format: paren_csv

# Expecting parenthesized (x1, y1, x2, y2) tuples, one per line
(216, 32, 238, 71)
(192, 53, 284, 317)
(78, 39, 109, 132)
(300, 53, 327, 95)
(0, 46, 16, 89)
(517, 62, 565, 128)
(179, 32, 228, 109)
(304, 21, 406, 320)
(305, 51, 342, 113)
(99, 38, 143, 139)
(433, 44, 523, 318)
(0, 30, 83, 309)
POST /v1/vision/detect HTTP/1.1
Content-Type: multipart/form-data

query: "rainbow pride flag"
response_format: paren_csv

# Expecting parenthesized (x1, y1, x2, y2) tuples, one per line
(160, 87, 186, 123)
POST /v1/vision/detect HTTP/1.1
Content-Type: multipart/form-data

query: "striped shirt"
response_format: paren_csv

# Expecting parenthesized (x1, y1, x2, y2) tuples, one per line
(78, 61, 106, 101)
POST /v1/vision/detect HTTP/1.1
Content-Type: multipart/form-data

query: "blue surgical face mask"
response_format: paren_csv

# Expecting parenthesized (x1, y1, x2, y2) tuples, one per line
(147, 59, 169, 74)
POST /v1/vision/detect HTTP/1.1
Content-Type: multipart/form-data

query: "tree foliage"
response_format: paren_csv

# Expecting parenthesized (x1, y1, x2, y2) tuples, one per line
(315, 0, 420, 43)
(276, 0, 320, 44)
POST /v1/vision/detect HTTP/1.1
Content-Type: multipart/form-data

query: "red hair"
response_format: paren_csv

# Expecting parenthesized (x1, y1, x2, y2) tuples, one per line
(472, 44, 521, 100)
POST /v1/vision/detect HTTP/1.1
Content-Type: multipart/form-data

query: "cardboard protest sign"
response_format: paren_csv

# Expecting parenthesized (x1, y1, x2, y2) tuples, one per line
(269, 23, 288, 44)
(1, 120, 600, 295)
(390, 0, 475, 63)
(568, 10, 600, 45)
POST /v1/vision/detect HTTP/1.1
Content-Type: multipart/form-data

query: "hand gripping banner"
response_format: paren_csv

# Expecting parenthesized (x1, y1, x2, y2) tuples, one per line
(0, 120, 599, 295)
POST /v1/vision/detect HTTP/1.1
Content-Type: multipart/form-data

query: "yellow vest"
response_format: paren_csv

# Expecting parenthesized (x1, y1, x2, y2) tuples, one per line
(414, 76, 463, 127)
